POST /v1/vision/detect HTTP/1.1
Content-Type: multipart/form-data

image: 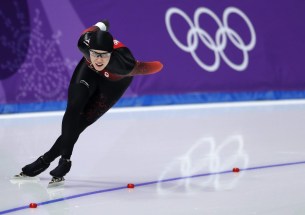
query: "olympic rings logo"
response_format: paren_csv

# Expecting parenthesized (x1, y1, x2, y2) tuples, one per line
(165, 7, 256, 72)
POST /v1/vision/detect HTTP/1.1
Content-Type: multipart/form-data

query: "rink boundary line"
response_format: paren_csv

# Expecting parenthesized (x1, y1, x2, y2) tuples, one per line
(1, 99, 305, 119)
(1, 160, 305, 215)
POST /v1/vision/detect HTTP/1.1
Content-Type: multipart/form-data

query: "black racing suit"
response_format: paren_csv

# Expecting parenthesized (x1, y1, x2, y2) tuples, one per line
(43, 25, 136, 161)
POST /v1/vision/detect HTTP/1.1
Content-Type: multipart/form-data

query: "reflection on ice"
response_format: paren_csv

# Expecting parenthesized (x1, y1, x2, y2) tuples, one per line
(157, 135, 249, 194)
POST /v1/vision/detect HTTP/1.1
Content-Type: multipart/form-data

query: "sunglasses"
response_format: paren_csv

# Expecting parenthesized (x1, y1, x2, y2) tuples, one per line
(89, 50, 112, 58)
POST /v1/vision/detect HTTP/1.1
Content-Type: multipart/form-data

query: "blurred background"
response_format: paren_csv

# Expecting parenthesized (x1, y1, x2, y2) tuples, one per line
(1, 0, 305, 113)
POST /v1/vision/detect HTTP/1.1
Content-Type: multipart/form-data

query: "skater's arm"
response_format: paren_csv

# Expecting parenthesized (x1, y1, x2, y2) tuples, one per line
(107, 39, 163, 76)
(106, 40, 137, 75)
(107, 46, 163, 76)
(128, 61, 163, 76)
(77, 20, 110, 60)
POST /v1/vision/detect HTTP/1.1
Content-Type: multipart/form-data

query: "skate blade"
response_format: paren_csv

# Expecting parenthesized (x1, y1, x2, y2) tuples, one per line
(10, 174, 40, 184)
(47, 177, 65, 188)
(47, 181, 65, 188)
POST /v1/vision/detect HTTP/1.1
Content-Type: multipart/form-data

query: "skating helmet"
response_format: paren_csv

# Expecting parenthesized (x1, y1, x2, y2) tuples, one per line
(89, 30, 114, 52)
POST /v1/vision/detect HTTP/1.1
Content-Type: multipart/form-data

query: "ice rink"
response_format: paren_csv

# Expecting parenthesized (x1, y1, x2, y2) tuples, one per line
(1, 100, 305, 214)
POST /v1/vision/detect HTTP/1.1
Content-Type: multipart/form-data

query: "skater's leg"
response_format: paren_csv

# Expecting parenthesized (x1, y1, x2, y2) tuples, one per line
(17, 59, 97, 178)
(57, 75, 133, 159)
(59, 59, 99, 159)
(22, 84, 89, 177)
(48, 77, 133, 180)
(42, 136, 62, 163)
(59, 83, 91, 159)
(42, 85, 94, 162)
(43, 59, 98, 161)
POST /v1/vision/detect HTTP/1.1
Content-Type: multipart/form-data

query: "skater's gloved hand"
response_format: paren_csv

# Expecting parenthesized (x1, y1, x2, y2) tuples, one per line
(95, 19, 110, 31)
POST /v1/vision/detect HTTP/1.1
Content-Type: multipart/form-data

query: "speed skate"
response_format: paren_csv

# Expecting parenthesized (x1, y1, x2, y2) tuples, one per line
(47, 177, 65, 188)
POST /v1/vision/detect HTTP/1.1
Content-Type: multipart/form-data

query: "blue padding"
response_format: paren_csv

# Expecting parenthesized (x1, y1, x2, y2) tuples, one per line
(0, 101, 67, 114)
(115, 90, 305, 106)
(1, 90, 305, 113)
